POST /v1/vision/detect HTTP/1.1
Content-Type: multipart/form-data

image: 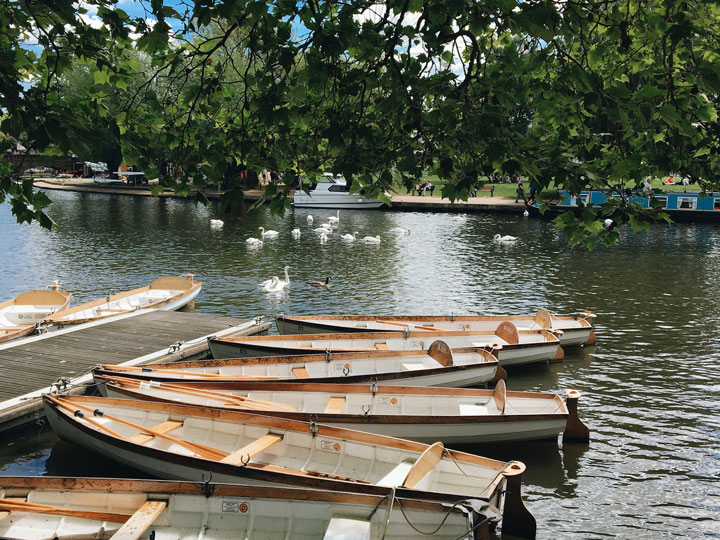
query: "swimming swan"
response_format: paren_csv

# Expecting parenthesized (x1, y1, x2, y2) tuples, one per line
(341, 231, 359, 242)
(258, 226, 279, 238)
(210, 219, 224, 228)
(291, 228, 301, 237)
(307, 215, 314, 223)
(314, 227, 332, 234)
(327, 210, 340, 224)
(493, 234, 517, 244)
(246, 237, 263, 246)
(319, 232, 328, 243)
(389, 227, 410, 235)
(361, 235, 381, 244)
(262, 266, 290, 292)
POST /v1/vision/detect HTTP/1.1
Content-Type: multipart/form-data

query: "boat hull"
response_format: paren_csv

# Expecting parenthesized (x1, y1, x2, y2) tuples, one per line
(0, 477, 481, 540)
(209, 334, 559, 368)
(276, 314, 593, 347)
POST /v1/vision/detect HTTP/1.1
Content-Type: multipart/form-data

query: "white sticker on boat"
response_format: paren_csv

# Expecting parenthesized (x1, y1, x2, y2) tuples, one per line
(321, 439, 342, 452)
(378, 397, 398, 405)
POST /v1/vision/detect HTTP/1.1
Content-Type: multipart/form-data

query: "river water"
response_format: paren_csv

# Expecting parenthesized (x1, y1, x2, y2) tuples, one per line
(0, 190, 718, 539)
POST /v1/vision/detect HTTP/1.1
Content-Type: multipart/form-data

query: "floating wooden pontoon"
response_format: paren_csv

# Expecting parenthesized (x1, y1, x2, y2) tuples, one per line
(97, 375, 590, 444)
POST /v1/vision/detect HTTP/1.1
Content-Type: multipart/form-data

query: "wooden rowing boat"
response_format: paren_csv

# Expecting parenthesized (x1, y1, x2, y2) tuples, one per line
(94, 341, 504, 387)
(0, 476, 494, 539)
(44, 275, 201, 326)
(209, 323, 563, 367)
(96, 375, 591, 444)
(276, 309, 597, 347)
(42, 394, 536, 538)
(0, 282, 71, 343)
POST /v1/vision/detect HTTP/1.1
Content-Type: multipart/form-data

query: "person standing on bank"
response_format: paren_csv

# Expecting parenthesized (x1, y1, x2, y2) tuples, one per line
(514, 175, 526, 203)
(527, 183, 537, 205)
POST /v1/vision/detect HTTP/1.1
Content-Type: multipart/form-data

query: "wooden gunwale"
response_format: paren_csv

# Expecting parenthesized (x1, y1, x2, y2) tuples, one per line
(93, 355, 501, 386)
(0, 476, 468, 514)
(44, 395, 509, 503)
(0, 325, 36, 343)
(219, 328, 558, 342)
(278, 314, 593, 328)
(45, 280, 202, 325)
(103, 382, 568, 425)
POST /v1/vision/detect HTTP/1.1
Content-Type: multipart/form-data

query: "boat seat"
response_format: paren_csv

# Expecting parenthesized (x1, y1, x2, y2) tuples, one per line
(324, 518, 371, 540)
(324, 397, 346, 413)
(374, 343, 389, 350)
(292, 367, 310, 379)
(220, 433, 284, 465)
(129, 420, 183, 445)
(376, 460, 414, 487)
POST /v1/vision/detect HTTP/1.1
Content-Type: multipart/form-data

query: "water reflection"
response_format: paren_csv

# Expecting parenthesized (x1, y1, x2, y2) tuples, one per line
(1, 190, 719, 539)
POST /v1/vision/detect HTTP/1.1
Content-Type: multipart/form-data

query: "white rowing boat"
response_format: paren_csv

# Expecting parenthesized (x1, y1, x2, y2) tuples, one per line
(0, 476, 493, 540)
(42, 395, 536, 538)
(97, 375, 590, 444)
(44, 275, 201, 326)
(94, 341, 503, 387)
(0, 282, 70, 343)
(276, 309, 597, 347)
(209, 323, 563, 367)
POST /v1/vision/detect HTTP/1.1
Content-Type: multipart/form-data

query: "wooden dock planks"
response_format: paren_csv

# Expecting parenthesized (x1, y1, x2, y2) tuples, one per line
(0, 311, 269, 432)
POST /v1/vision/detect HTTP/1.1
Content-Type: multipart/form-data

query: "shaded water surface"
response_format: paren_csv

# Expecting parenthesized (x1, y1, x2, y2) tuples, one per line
(1, 190, 718, 538)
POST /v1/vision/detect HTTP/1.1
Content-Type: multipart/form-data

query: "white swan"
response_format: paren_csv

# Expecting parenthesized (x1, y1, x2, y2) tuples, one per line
(258, 226, 279, 238)
(494, 234, 517, 244)
(261, 266, 290, 292)
(389, 227, 410, 235)
(341, 231, 359, 242)
(246, 237, 263, 246)
(319, 232, 328, 243)
(361, 235, 381, 244)
(327, 210, 340, 224)
(314, 227, 332, 234)
(604, 218, 614, 228)
(210, 219, 224, 228)
(307, 276, 331, 288)
(320, 222, 332, 230)
(307, 215, 314, 223)
(523, 209, 530, 218)
(291, 228, 301, 237)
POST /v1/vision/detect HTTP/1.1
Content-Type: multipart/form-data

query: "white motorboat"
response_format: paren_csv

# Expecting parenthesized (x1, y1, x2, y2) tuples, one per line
(44, 275, 201, 326)
(94, 341, 503, 387)
(292, 174, 387, 209)
(43, 394, 536, 538)
(276, 309, 597, 347)
(97, 375, 591, 444)
(0, 282, 71, 343)
(209, 323, 563, 367)
(0, 476, 491, 540)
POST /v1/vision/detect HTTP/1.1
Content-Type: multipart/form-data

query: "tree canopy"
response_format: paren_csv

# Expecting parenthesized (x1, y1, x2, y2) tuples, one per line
(2, 0, 719, 247)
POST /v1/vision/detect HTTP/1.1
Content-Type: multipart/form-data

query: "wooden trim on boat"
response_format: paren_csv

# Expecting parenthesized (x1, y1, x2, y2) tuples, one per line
(98, 376, 570, 427)
(221, 328, 556, 342)
(0, 324, 36, 343)
(0, 477, 472, 514)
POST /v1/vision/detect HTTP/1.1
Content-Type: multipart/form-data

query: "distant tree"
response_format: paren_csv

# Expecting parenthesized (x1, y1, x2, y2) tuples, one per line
(2, 0, 719, 247)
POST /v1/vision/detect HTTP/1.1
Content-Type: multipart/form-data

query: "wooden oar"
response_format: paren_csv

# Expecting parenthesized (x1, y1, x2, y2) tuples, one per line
(112, 377, 297, 412)
(102, 365, 279, 380)
(0, 498, 132, 523)
(48, 396, 229, 461)
(376, 319, 450, 332)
